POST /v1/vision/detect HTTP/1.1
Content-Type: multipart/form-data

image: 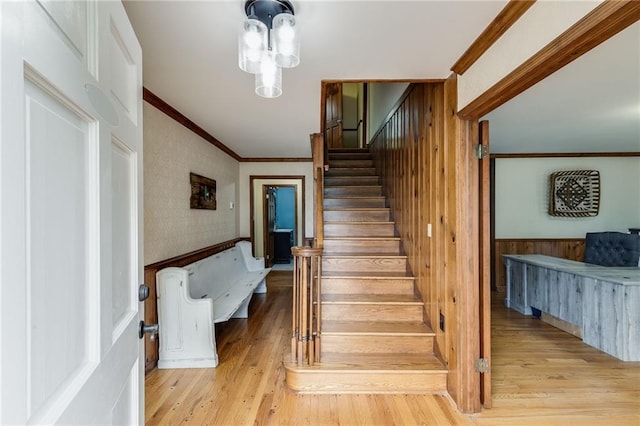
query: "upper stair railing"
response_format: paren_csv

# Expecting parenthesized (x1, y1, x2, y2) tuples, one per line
(290, 133, 325, 366)
(310, 133, 325, 249)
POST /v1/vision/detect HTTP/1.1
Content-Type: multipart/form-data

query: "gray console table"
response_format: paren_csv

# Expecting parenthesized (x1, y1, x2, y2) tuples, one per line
(504, 254, 640, 361)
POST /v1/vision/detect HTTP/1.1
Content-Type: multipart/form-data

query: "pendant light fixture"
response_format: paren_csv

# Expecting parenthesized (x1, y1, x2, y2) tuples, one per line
(238, 0, 300, 98)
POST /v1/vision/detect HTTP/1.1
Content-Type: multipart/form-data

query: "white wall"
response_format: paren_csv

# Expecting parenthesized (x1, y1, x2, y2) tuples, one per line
(458, 1, 602, 109)
(238, 162, 314, 241)
(495, 157, 640, 238)
(144, 103, 239, 264)
(367, 82, 409, 142)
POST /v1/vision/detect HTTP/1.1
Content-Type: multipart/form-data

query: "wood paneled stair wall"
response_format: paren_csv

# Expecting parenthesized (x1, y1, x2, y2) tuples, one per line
(284, 148, 447, 393)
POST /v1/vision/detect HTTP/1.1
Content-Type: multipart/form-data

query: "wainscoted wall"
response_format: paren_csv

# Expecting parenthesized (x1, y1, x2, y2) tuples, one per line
(370, 80, 481, 413)
(144, 102, 239, 264)
(495, 157, 640, 239)
(493, 238, 586, 293)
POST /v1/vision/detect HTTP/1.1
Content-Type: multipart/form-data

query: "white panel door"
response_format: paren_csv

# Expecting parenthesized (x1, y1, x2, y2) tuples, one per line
(0, 1, 143, 424)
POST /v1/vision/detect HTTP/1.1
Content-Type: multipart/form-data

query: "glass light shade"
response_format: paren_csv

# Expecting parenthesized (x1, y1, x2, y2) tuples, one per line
(255, 52, 282, 98)
(272, 13, 300, 68)
(238, 18, 267, 74)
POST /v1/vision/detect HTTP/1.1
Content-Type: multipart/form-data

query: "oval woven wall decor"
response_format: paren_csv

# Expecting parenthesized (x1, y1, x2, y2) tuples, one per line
(548, 170, 600, 217)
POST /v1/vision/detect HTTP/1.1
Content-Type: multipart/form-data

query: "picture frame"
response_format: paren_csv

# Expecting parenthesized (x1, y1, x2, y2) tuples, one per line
(548, 169, 600, 217)
(190, 172, 217, 210)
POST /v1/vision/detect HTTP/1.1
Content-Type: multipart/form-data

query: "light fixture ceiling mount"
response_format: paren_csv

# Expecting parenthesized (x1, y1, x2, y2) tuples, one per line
(239, 0, 300, 98)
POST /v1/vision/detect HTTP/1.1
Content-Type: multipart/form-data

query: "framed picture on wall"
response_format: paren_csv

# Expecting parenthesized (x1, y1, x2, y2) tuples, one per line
(548, 169, 600, 217)
(190, 172, 216, 210)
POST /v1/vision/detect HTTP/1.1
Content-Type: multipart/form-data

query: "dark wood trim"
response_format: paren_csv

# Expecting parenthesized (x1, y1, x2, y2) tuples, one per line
(491, 151, 640, 159)
(362, 83, 368, 147)
(458, 1, 640, 119)
(451, 0, 536, 75)
(240, 157, 312, 162)
(143, 237, 250, 373)
(143, 87, 242, 161)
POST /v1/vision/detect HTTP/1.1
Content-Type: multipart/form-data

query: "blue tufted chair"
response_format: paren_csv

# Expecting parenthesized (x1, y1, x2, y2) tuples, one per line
(584, 232, 640, 267)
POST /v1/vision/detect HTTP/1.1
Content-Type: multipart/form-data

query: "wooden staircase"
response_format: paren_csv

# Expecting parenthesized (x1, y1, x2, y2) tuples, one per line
(285, 148, 447, 393)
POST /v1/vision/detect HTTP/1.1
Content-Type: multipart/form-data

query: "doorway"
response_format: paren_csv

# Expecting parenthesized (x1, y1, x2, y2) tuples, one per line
(262, 185, 297, 268)
(323, 82, 367, 149)
(250, 176, 305, 267)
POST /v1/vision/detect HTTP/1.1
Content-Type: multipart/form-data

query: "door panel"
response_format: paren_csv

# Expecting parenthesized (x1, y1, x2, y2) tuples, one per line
(1, 1, 143, 424)
(325, 82, 343, 149)
(26, 77, 97, 423)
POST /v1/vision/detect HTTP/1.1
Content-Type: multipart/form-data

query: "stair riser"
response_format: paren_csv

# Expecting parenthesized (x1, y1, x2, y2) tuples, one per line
(324, 177, 380, 186)
(324, 198, 386, 208)
(322, 239, 400, 254)
(330, 160, 374, 168)
(322, 257, 407, 273)
(322, 278, 415, 295)
(321, 335, 434, 354)
(328, 152, 371, 161)
(323, 210, 390, 222)
(325, 168, 377, 177)
(321, 304, 423, 322)
(284, 371, 447, 393)
(324, 186, 382, 197)
(324, 223, 395, 237)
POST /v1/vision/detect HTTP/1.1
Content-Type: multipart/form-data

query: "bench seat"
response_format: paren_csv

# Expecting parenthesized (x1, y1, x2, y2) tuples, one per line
(156, 241, 271, 368)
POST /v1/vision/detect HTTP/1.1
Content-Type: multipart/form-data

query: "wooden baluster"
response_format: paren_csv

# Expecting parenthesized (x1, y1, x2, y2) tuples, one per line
(291, 253, 298, 361)
(315, 253, 322, 362)
(292, 246, 323, 365)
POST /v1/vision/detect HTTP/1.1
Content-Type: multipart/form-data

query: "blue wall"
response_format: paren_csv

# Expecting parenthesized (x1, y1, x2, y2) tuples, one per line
(275, 187, 295, 243)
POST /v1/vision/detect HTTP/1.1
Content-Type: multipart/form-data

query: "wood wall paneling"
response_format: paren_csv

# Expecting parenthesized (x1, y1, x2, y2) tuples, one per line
(369, 80, 481, 413)
(493, 238, 586, 293)
(143, 237, 250, 372)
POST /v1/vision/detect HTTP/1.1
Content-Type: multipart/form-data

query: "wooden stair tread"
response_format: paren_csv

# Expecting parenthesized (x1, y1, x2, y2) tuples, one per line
(323, 252, 407, 259)
(324, 196, 385, 199)
(324, 221, 394, 225)
(324, 208, 389, 211)
(291, 353, 446, 372)
(324, 185, 381, 189)
(322, 271, 414, 278)
(324, 236, 401, 241)
(322, 294, 422, 305)
(323, 320, 433, 335)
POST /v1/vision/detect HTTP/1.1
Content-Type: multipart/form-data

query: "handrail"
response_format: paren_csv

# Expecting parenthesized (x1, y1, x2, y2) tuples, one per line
(291, 246, 323, 365)
(310, 133, 325, 249)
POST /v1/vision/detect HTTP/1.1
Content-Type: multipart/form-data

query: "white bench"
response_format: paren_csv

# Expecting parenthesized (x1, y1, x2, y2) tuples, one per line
(156, 241, 271, 368)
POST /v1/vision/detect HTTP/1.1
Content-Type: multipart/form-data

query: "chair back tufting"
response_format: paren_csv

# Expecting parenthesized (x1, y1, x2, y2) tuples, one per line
(584, 232, 640, 267)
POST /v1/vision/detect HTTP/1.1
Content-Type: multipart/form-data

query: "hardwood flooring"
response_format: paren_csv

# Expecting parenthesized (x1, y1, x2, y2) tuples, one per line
(146, 271, 640, 425)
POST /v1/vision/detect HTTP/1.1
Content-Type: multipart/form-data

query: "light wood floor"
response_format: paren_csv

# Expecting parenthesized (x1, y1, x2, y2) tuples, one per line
(146, 271, 640, 425)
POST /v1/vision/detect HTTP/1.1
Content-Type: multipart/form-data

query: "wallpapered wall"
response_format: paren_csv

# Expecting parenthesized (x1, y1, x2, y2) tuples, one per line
(143, 103, 239, 265)
(495, 157, 640, 238)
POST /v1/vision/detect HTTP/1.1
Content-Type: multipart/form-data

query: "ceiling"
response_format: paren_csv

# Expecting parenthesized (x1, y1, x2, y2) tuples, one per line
(123, 0, 508, 158)
(123, 1, 639, 159)
(485, 21, 640, 154)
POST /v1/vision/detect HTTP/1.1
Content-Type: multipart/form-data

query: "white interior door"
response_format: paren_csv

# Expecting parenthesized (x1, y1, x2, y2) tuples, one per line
(0, 1, 143, 424)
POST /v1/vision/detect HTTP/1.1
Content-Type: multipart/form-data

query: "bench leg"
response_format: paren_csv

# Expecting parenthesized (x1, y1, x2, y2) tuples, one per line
(232, 294, 252, 319)
(254, 278, 267, 294)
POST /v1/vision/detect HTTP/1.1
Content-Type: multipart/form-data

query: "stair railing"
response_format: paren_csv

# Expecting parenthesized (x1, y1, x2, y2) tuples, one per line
(291, 246, 322, 365)
(310, 133, 325, 249)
